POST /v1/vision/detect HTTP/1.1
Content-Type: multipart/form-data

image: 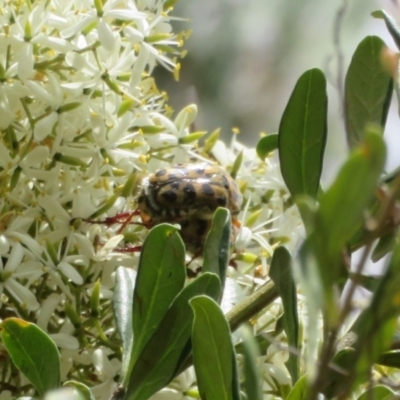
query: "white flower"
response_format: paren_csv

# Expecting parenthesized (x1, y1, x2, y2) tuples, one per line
(44, 387, 85, 400)
(50, 333, 80, 350)
(0, 391, 12, 400)
(0, 242, 40, 311)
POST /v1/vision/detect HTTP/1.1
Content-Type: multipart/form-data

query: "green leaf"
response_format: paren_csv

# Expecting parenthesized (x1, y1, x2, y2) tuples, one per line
(63, 381, 96, 400)
(269, 247, 299, 384)
(286, 375, 308, 400)
(0, 318, 60, 396)
(256, 134, 278, 160)
(357, 385, 396, 400)
(297, 240, 325, 375)
(372, 230, 396, 262)
(113, 267, 136, 381)
(372, 10, 400, 50)
(240, 325, 262, 400)
(349, 272, 381, 292)
(377, 350, 400, 368)
(294, 195, 318, 235)
(355, 243, 400, 335)
(203, 207, 231, 292)
(313, 130, 386, 297)
(344, 35, 393, 148)
(190, 295, 239, 400)
(125, 273, 221, 400)
(394, 80, 400, 118)
(129, 224, 186, 373)
(231, 349, 241, 400)
(322, 348, 356, 399)
(339, 242, 400, 397)
(278, 68, 327, 199)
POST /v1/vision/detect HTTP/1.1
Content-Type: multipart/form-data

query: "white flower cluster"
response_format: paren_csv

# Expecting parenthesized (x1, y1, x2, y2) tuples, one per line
(0, 0, 305, 398)
(0, 0, 188, 303)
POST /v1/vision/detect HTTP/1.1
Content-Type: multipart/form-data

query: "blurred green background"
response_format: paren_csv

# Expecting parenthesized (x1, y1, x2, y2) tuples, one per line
(155, 0, 400, 183)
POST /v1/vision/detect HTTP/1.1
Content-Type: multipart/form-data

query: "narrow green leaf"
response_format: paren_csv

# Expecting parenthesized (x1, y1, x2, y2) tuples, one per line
(354, 241, 400, 345)
(349, 272, 381, 292)
(126, 273, 221, 400)
(394, 80, 400, 118)
(120, 172, 138, 198)
(371, 230, 396, 262)
(269, 247, 299, 383)
(294, 195, 318, 235)
(286, 375, 308, 400)
(372, 10, 400, 50)
(313, 130, 386, 292)
(190, 295, 238, 400)
(344, 35, 393, 148)
(231, 349, 241, 400)
(377, 350, 400, 368)
(357, 385, 395, 400)
(322, 348, 356, 399)
(230, 151, 243, 180)
(256, 134, 278, 160)
(117, 98, 135, 117)
(130, 224, 186, 371)
(163, 0, 178, 10)
(179, 131, 207, 144)
(297, 240, 325, 377)
(338, 242, 400, 397)
(278, 68, 327, 199)
(240, 325, 262, 400)
(113, 267, 136, 381)
(203, 207, 231, 292)
(135, 125, 165, 134)
(0, 318, 60, 396)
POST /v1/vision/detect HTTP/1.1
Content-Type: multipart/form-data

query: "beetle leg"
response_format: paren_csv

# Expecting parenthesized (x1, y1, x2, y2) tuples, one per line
(114, 244, 143, 253)
(75, 210, 146, 231)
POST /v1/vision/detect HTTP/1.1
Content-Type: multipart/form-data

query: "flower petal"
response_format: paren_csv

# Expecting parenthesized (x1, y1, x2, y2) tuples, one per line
(58, 262, 83, 285)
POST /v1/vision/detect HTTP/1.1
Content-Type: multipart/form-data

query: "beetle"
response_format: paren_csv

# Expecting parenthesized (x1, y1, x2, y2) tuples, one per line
(76, 163, 243, 256)
(136, 163, 243, 253)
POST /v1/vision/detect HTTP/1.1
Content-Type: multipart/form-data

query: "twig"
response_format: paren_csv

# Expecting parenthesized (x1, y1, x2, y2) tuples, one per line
(226, 279, 278, 332)
(333, 0, 349, 116)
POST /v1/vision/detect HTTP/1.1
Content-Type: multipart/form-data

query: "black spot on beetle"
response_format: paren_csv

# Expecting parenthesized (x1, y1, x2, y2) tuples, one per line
(180, 219, 190, 229)
(183, 184, 197, 203)
(161, 190, 177, 203)
(202, 183, 215, 196)
(170, 181, 180, 190)
(195, 167, 205, 175)
(155, 169, 167, 177)
(205, 173, 214, 179)
(196, 219, 209, 236)
(221, 174, 230, 189)
(217, 195, 227, 206)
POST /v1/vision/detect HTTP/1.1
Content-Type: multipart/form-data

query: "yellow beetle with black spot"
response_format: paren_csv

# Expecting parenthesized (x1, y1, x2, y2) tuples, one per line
(137, 163, 243, 253)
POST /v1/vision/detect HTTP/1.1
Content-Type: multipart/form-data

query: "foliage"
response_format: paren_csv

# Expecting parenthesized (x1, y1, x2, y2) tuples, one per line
(2, 2, 400, 400)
